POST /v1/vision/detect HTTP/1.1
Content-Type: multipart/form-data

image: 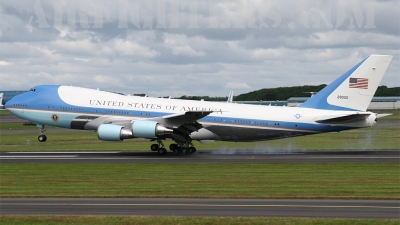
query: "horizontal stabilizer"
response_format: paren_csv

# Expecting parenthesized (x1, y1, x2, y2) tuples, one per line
(376, 114, 391, 118)
(315, 113, 371, 124)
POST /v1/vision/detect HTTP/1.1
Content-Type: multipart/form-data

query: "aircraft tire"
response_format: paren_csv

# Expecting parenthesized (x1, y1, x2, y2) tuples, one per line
(38, 135, 47, 142)
(177, 146, 183, 153)
(169, 144, 177, 151)
(151, 144, 159, 151)
(158, 148, 167, 155)
(185, 148, 192, 155)
(189, 147, 196, 153)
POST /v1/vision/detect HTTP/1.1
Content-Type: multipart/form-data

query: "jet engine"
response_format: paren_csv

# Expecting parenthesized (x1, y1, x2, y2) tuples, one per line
(97, 121, 173, 141)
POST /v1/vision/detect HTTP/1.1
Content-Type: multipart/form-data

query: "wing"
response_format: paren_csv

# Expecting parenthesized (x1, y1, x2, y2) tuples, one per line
(80, 111, 213, 143)
(148, 111, 213, 141)
(75, 116, 133, 130)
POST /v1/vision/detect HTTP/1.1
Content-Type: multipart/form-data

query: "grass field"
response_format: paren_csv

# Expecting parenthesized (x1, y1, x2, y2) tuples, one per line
(0, 215, 398, 225)
(1, 163, 398, 199)
(1, 126, 399, 151)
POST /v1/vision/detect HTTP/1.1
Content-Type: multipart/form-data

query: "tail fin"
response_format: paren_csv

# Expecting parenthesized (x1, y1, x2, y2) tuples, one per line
(0, 93, 3, 106)
(299, 54, 393, 111)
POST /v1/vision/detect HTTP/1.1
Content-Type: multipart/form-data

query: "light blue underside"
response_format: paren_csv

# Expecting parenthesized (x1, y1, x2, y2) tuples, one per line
(8, 109, 75, 128)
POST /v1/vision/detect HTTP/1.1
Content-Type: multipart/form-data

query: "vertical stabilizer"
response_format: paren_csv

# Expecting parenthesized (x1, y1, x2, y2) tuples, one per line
(0, 93, 3, 106)
(299, 55, 393, 111)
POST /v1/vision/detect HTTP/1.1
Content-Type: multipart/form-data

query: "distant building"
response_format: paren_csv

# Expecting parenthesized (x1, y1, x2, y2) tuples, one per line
(0, 91, 26, 105)
(288, 96, 400, 110)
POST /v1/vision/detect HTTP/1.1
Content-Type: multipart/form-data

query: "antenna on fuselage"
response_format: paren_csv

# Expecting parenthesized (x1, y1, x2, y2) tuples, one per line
(227, 90, 233, 103)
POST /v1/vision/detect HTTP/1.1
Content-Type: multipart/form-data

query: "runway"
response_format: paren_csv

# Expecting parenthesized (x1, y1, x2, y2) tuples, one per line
(1, 198, 399, 218)
(1, 150, 399, 219)
(1, 150, 399, 163)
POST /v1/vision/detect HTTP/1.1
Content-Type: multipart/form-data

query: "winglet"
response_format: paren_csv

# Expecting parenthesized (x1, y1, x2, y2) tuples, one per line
(298, 55, 393, 111)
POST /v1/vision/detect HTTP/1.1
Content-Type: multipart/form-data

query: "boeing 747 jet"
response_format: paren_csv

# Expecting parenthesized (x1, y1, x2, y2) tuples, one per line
(5, 55, 393, 155)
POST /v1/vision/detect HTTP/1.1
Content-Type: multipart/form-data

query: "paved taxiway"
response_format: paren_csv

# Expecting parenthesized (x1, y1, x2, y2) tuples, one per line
(1, 198, 399, 218)
(1, 150, 399, 163)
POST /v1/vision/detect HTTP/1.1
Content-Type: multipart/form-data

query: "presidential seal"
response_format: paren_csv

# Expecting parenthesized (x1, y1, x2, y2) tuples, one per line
(51, 114, 59, 122)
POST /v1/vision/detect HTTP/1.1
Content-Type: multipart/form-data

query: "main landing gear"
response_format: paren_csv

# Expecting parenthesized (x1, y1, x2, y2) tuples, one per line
(37, 125, 47, 142)
(150, 140, 196, 155)
(169, 143, 196, 155)
(150, 139, 167, 155)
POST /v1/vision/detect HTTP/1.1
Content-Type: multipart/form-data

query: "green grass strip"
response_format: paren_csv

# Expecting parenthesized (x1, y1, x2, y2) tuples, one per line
(1, 124, 399, 151)
(0, 163, 398, 199)
(0, 216, 399, 225)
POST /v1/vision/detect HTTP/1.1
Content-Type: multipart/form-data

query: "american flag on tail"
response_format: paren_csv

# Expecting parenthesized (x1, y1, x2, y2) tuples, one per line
(349, 78, 368, 89)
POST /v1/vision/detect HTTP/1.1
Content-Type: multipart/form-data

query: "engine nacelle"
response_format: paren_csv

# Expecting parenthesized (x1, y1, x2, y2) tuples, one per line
(97, 121, 173, 141)
(97, 124, 133, 141)
(132, 120, 173, 138)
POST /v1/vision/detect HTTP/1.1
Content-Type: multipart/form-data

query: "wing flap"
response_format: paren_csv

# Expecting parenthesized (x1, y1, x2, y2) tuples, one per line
(150, 111, 213, 128)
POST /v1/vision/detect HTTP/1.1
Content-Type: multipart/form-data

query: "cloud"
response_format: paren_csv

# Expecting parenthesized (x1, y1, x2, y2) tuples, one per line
(93, 75, 117, 84)
(0, 60, 13, 66)
(112, 39, 160, 57)
(0, 0, 398, 97)
(164, 34, 206, 57)
(73, 58, 90, 62)
(224, 82, 251, 89)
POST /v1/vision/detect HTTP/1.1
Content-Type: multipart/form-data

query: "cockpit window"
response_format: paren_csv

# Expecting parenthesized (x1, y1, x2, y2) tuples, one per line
(29, 88, 36, 92)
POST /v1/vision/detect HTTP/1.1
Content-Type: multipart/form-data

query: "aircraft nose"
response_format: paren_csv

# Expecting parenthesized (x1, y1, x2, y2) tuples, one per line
(4, 97, 14, 108)
(4, 94, 26, 109)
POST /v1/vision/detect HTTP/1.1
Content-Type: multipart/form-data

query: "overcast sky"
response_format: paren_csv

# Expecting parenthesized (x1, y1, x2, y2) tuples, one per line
(0, 0, 399, 97)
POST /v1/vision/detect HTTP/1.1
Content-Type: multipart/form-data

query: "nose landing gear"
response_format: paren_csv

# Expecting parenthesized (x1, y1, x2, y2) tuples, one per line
(37, 125, 47, 142)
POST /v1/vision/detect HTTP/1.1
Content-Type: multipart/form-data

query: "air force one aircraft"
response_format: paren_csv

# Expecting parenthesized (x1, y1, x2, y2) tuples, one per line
(5, 55, 393, 155)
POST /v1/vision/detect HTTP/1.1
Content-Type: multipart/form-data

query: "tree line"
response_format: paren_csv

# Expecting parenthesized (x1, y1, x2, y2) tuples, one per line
(174, 85, 400, 101)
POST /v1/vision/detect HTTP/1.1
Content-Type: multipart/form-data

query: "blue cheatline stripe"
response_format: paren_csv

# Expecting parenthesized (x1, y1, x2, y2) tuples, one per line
(298, 56, 369, 111)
